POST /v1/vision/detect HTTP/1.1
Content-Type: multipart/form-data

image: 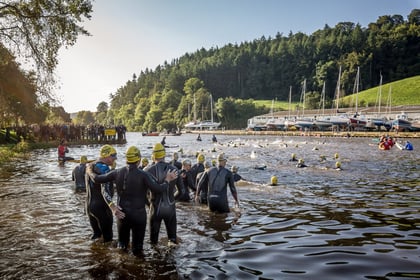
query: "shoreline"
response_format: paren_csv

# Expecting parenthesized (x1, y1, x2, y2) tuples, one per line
(188, 130, 420, 138)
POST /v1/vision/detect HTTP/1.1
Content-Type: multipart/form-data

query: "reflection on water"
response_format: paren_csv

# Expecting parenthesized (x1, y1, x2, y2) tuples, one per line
(1, 133, 420, 279)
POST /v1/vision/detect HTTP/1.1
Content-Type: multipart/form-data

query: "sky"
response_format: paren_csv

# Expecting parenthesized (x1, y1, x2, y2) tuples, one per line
(55, 0, 420, 113)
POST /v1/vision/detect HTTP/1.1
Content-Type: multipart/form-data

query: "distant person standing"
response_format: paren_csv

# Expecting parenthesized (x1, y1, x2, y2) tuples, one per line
(57, 139, 73, 164)
(72, 155, 88, 192)
(85, 145, 117, 243)
(196, 134, 202, 141)
(196, 153, 239, 213)
(212, 134, 217, 143)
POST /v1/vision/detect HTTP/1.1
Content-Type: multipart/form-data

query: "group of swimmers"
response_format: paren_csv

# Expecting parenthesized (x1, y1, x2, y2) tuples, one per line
(378, 135, 414, 150)
(378, 135, 396, 150)
(70, 143, 240, 257)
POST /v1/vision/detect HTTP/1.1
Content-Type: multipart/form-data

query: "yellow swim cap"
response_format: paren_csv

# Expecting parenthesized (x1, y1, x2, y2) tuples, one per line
(271, 175, 278, 186)
(152, 143, 166, 159)
(126, 146, 141, 163)
(298, 158, 304, 164)
(335, 161, 341, 168)
(197, 153, 205, 163)
(334, 153, 339, 159)
(291, 153, 296, 159)
(141, 157, 149, 166)
(100, 145, 117, 158)
(211, 159, 217, 166)
(80, 155, 88, 163)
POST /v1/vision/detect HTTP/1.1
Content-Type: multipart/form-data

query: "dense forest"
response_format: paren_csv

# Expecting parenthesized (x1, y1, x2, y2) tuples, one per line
(1, 6, 419, 131)
(101, 9, 420, 131)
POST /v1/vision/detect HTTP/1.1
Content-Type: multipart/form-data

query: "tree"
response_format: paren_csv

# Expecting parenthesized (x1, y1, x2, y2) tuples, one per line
(73, 110, 95, 125)
(96, 102, 108, 113)
(0, 43, 44, 125)
(408, 9, 420, 25)
(0, 0, 93, 101)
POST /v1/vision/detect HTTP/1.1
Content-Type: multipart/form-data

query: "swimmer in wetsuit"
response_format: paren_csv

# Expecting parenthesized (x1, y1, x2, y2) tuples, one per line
(72, 155, 88, 192)
(177, 159, 195, 201)
(144, 143, 184, 247)
(196, 153, 239, 213)
(195, 161, 211, 204)
(86, 146, 178, 256)
(85, 145, 117, 242)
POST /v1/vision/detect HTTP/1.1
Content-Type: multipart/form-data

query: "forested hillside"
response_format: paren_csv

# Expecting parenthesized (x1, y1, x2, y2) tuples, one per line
(103, 9, 420, 131)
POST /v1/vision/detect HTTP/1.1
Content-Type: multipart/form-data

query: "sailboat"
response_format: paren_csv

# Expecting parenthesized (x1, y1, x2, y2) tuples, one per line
(349, 67, 367, 129)
(185, 94, 221, 130)
(366, 74, 391, 131)
(313, 82, 333, 130)
(284, 86, 296, 129)
(265, 98, 287, 130)
(295, 79, 315, 130)
(315, 66, 350, 129)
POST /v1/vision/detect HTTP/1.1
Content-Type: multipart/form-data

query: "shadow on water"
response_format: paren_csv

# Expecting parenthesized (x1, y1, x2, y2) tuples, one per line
(1, 133, 420, 279)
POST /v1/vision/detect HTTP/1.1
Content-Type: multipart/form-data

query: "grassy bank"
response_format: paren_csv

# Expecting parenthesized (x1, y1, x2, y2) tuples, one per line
(253, 75, 420, 111)
(0, 141, 31, 166)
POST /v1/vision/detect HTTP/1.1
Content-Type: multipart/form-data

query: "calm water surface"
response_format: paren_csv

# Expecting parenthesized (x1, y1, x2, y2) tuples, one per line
(0, 132, 419, 279)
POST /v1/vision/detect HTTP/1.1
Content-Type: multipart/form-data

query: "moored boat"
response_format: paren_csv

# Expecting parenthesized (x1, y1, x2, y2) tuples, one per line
(391, 112, 412, 132)
(142, 132, 160, 136)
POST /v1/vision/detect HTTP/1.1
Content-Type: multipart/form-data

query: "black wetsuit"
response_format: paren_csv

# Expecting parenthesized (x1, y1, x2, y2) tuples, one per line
(177, 169, 194, 201)
(195, 171, 208, 204)
(85, 161, 114, 242)
(72, 163, 86, 192)
(233, 173, 242, 182)
(197, 166, 238, 213)
(191, 162, 205, 186)
(144, 161, 182, 244)
(88, 163, 168, 255)
(169, 159, 182, 170)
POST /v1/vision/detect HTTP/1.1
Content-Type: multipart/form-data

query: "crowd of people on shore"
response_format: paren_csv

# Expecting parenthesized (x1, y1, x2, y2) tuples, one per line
(70, 143, 240, 257)
(2, 124, 127, 143)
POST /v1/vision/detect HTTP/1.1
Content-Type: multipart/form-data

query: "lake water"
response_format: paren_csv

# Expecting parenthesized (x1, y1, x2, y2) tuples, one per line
(0, 132, 419, 279)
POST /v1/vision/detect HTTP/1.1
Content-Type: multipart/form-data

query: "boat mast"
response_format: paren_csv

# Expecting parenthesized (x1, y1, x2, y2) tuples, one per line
(301, 79, 306, 117)
(288, 86, 292, 120)
(210, 94, 214, 123)
(354, 66, 360, 114)
(335, 66, 342, 114)
(320, 81, 326, 116)
(193, 93, 197, 123)
(377, 73, 383, 115)
(386, 85, 392, 115)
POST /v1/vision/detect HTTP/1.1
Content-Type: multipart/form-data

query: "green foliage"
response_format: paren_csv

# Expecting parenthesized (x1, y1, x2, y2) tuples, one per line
(73, 111, 95, 126)
(45, 106, 71, 124)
